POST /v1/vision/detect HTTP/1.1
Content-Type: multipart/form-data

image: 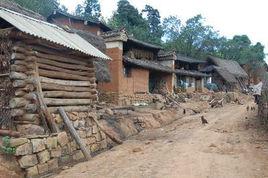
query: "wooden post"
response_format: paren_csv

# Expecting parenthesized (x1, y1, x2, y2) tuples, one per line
(58, 107, 91, 160)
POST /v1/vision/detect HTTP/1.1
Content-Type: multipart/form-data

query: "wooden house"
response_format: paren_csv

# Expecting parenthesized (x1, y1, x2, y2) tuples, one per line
(47, 10, 112, 36)
(174, 54, 208, 92)
(0, 7, 110, 132)
(98, 30, 175, 104)
(201, 56, 248, 91)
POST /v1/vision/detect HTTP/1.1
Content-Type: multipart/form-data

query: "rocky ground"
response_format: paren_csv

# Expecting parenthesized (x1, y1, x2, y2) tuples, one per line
(53, 101, 268, 178)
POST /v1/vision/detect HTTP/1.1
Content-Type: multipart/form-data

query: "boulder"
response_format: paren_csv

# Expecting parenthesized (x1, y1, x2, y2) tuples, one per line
(37, 163, 48, 174)
(47, 158, 58, 172)
(46, 137, 58, 150)
(25, 166, 38, 178)
(57, 132, 68, 147)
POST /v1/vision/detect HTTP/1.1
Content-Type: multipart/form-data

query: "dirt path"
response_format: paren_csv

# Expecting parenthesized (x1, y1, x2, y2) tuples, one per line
(54, 103, 268, 178)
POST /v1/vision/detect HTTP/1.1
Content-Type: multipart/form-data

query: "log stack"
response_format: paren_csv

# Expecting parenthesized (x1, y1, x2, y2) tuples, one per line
(8, 42, 97, 133)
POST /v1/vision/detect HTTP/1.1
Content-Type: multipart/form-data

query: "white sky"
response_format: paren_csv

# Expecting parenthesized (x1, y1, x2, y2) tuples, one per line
(60, 0, 268, 62)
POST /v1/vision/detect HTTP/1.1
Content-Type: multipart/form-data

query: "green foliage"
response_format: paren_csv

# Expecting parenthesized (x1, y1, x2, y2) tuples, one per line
(142, 5, 163, 45)
(107, 0, 161, 45)
(0, 136, 16, 155)
(10, 0, 59, 17)
(74, 0, 101, 21)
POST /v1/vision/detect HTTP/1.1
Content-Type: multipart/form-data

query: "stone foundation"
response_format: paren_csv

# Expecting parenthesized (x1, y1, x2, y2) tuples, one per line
(9, 112, 108, 178)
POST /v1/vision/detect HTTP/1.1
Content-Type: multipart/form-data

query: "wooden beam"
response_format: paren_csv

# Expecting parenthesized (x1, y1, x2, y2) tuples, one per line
(38, 69, 91, 81)
(37, 63, 94, 76)
(44, 98, 93, 106)
(48, 106, 91, 113)
(0, 73, 10, 77)
(41, 83, 96, 92)
(58, 107, 91, 160)
(40, 77, 93, 87)
(43, 91, 97, 98)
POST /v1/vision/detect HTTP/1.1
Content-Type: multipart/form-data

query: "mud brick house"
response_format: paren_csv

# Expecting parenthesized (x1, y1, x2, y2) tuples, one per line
(47, 10, 111, 36)
(201, 56, 248, 91)
(174, 54, 208, 92)
(0, 6, 112, 177)
(98, 30, 175, 104)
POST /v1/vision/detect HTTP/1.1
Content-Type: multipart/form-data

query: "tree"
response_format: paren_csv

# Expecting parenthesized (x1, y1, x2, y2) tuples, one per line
(84, 0, 101, 20)
(108, 0, 149, 43)
(162, 15, 181, 40)
(142, 5, 163, 44)
(74, 4, 84, 17)
(164, 14, 220, 59)
(59, 5, 68, 13)
(10, 0, 59, 17)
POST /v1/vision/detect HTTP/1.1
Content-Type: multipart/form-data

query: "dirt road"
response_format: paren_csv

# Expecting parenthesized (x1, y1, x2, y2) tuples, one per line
(54, 103, 268, 178)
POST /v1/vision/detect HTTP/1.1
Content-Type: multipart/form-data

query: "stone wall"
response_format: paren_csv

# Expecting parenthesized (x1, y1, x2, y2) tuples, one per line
(9, 112, 108, 178)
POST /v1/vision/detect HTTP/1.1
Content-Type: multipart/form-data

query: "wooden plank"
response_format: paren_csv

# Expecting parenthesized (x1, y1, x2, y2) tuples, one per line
(41, 83, 96, 92)
(58, 107, 91, 160)
(0, 73, 10, 77)
(43, 91, 97, 98)
(44, 98, 93, 106)
(40, 77, 93, 86)
(38, 69, 91, 81)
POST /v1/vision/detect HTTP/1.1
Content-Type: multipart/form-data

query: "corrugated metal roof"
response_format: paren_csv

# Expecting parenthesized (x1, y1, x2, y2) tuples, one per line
(0, 7, 110, 60)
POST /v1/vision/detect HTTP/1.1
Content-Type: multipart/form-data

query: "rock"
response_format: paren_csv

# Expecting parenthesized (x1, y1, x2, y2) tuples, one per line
(19, 154, 38, 168)
(46, 137, 58, 150)
(99, 140, 107, 149)
(32, 139, 46, 153)
(105, 108, 114, 116)
(86, 136, 96, 145)
(92, 125, 98, 134)
(25, 166, 38, 178)
(132, 147, 142, 153)
(59, 155, 72, 164)
(78, 120, 86, 128)
(86, 128, 92, 137)
(50, 149, 62, 158)
(209, 143, 217, 147)
(72, 150, 84, 161)
(47, 158, 58, 172)
(62, 166, 69, 170)
(37, 150, 50, 164)
(16, 124, 45, 135)
(90, 143, 100, 152)
(73, 120, 79, 129)
(15, 143, 33, 156)
(37, 163, 48, 174)
(77, 130, 86, 139)
(54, 114, 63, 124)
(57, 132, 69, 147)
(10, 138, 28, 147)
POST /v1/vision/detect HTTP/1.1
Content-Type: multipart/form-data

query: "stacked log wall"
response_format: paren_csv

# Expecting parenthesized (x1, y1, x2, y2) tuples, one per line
(9, 42, 98, 134)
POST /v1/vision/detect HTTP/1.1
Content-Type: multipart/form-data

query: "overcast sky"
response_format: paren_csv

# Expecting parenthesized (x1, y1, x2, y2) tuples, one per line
(60, 0, 268, 62)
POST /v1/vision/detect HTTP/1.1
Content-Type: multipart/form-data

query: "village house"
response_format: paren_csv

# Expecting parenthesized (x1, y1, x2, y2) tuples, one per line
(0, 6, 112, 177)
(47, 10, 112, 36)
(173, 54, 208, 92)
(201, 56, 248, 91)
(98, 30, 175, 104)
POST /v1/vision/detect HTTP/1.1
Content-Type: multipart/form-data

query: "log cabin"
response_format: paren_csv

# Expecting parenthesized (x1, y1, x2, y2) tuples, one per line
(0, 7, 110, 132)
(201, 56, 248, 91)
(98, 29, 175, 104)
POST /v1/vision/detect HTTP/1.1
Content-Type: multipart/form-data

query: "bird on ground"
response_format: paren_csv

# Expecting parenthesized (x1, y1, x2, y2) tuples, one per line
(183, 109, 186, 115)
(201, 116, 208, 125)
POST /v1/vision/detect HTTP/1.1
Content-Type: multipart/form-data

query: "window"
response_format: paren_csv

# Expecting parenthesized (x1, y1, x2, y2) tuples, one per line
(123, 66, 131, 78)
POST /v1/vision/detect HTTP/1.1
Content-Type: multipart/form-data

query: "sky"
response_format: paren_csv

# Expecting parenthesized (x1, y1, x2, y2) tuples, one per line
(60, 0, 268, 62)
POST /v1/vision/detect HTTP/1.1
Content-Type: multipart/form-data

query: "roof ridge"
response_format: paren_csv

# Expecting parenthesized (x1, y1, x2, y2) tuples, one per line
(0, 7, 63, 30)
